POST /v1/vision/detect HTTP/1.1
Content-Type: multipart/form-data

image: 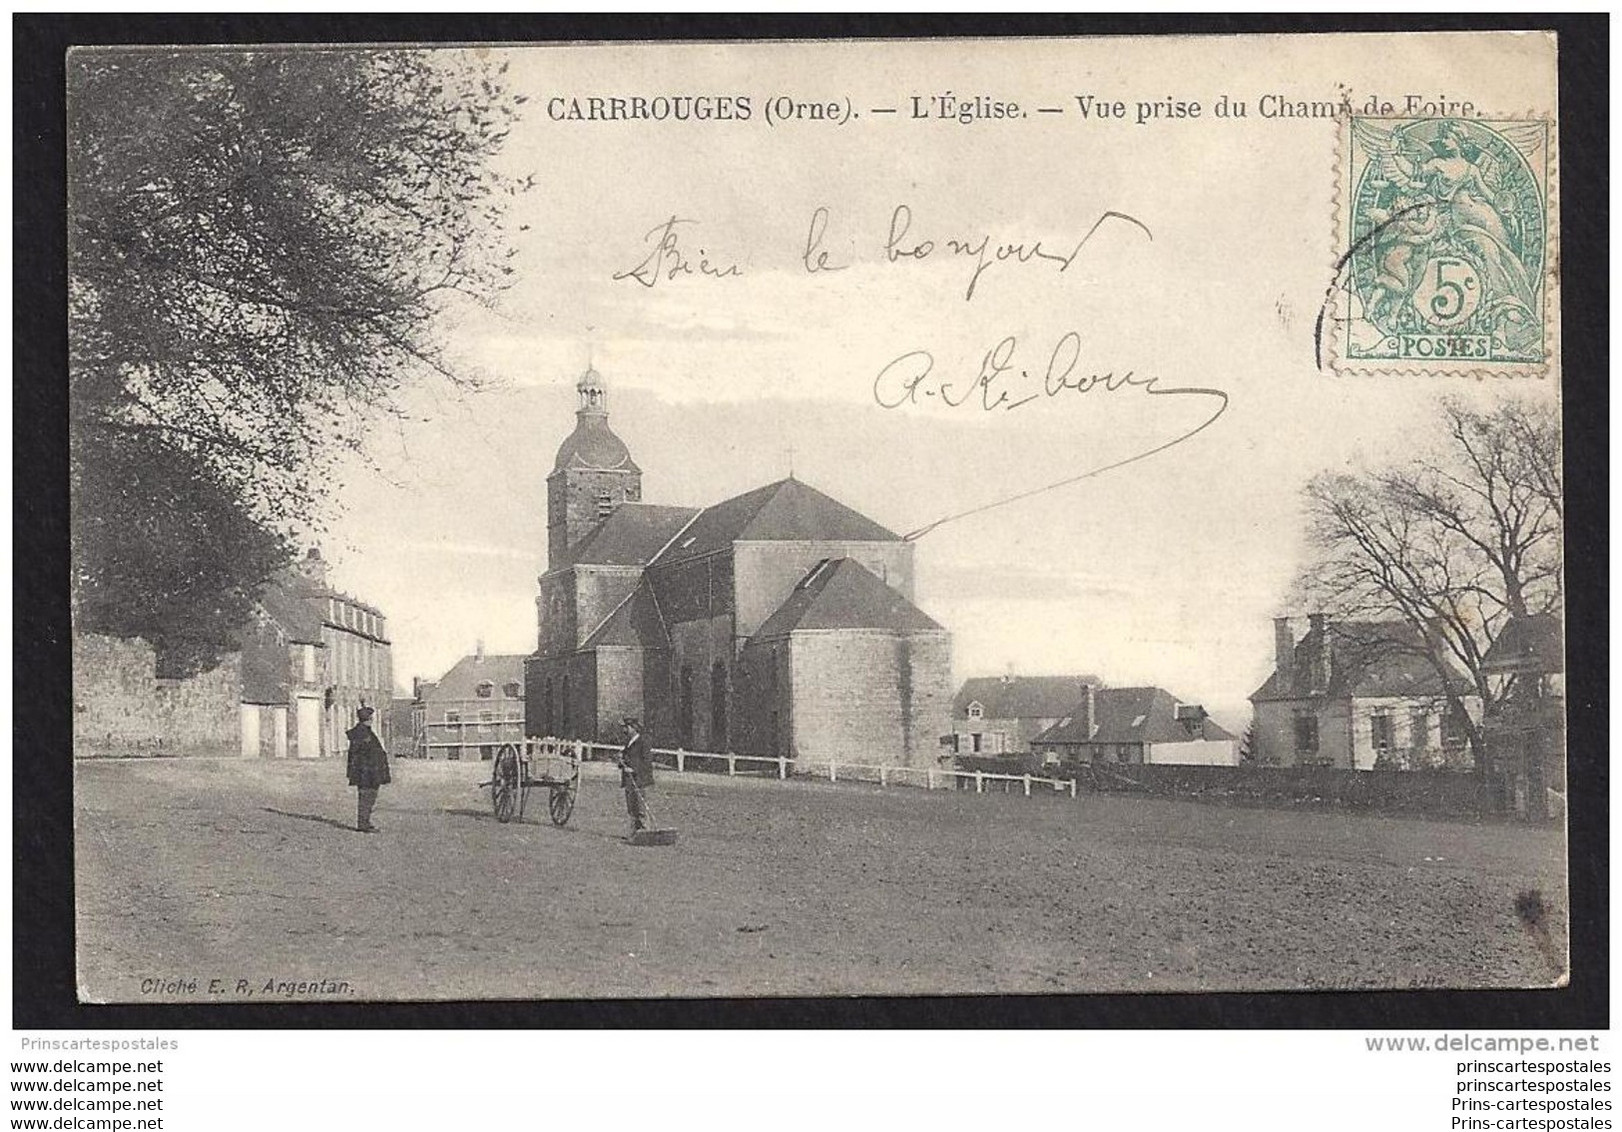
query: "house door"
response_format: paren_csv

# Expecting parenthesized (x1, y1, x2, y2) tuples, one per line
(295, 694, 323, 758)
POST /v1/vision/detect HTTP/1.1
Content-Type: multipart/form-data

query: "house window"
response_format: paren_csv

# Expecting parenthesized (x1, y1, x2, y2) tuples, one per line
(445, 710, 461, 725)
(503, 681, 522, 699)
(1441, 705, 1468, 749)
(476, 681, 494, 699)
(1411, 710, 1430, 749)
(596, 491, 615, 519)
(479, 710, 494, 733)
(1371, 713, 1394, 752)
(971, 733, 982, 753)
(966, 702, 984, 721)
(1293, 714, 1319, 755)
(301, 644, 316, 683)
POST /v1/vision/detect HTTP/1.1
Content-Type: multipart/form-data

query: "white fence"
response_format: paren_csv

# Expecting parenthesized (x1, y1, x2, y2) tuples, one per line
(538, 738, 1078, 799)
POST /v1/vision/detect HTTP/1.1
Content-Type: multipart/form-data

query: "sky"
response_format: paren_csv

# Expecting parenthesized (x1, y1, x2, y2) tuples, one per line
(308, 37, 1559, 728)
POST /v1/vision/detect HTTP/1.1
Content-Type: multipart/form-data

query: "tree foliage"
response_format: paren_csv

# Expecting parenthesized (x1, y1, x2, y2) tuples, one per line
(69, 48, 522, 672)
(1298, 397, 1562, 766)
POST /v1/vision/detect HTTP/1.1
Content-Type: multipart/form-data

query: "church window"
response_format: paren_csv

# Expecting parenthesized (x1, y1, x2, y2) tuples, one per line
(679, 666, 695, 747)
(711, 661, 728, 751)
(560, 676, 571, 736)
(543, 679, 554, 736)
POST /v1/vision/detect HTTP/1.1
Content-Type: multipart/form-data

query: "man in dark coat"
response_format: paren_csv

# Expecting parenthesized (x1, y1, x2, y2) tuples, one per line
(346, 706, 390, 833)
(618, 716, 654, 834)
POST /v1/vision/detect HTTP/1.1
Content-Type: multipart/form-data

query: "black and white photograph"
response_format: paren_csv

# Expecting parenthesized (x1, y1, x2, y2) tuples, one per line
(57, 31, 1578, 1007)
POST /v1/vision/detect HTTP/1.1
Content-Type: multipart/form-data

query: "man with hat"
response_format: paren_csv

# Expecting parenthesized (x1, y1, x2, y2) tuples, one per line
(346, 705, 391, 833)
(618, 716, 654, 834)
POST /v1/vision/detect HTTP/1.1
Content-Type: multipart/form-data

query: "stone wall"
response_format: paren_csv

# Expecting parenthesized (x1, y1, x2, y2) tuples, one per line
(74, 632, 240, 757)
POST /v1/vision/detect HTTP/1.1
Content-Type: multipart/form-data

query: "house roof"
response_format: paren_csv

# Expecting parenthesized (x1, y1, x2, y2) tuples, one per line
(424, 653, 528, 702)
(552, 413, 639, 473)
(1482, 613, 1564, 675)
(953, 675, 1102, 720)
(1034, 687, 1235, 746)
(750, 558, 943, 640)
(582, 581, 670, 650)
(650, 478, 899, 567)
(566, 503, 700, 567)
(255, 576, 325, 645)
(1250, 619, 1470, 702)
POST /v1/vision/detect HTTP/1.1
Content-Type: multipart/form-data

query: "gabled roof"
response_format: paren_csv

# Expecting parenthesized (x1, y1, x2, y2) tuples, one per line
(1482, 613, 1564, 675)
(255, 576, 325, 645)
(750, 558, 943, 640)
(566, 503, 700, 567)
(425, 653, 527, 702)
(650, 478, 899, 567)
(953, 675, 1102, 720)
(1033, 687, 1235, 746)
(1251, 619, 1470, 702)
(582, 581, 670, 650)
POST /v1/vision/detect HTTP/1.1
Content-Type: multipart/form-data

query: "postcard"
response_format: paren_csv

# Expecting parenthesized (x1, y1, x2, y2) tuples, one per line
(68, 32, 1566, 1001)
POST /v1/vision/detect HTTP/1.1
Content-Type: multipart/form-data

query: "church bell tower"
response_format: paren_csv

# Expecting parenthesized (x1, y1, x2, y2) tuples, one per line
(546, 365, 642, 568)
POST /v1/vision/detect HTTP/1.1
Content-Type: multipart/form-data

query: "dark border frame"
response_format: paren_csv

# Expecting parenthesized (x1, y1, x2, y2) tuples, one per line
(15, 12, 1608, 1031)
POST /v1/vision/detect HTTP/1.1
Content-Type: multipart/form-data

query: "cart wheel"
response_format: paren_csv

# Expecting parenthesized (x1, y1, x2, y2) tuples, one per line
(492, 744, 521, 824)
(548, 782, 577, 827)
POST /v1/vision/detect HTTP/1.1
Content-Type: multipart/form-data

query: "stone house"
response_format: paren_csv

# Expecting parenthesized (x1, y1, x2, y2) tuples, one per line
(414, 647, 527, 761)
(525, 366, 952, 768)
(945, 674, 1102, 756)
(239, 549, 394, 759)
(1249, 614, 1478, 771)
(1031, 685, 1238, 766)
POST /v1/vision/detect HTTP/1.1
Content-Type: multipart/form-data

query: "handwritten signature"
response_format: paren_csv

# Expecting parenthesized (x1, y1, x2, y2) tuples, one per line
(611, 215, 743, 288)
(873, 331, 1220, 414)
(881, 333, 1231, 540)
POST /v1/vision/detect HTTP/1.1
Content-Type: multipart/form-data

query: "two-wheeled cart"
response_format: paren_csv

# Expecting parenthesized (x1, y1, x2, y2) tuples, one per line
(485, 738, 581, 826)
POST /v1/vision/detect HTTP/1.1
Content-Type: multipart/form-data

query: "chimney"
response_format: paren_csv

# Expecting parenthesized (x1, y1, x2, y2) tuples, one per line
(1084, 682, 1098, 739)
(1273, 617, 1295, 694)
(475, 639, 485, 662)
(1307, 613, 1331, 694)
(298, 545, 329, 587)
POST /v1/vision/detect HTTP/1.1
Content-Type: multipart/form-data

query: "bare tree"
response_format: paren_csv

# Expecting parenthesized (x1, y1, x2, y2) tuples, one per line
(1299, 397, 1562, 769)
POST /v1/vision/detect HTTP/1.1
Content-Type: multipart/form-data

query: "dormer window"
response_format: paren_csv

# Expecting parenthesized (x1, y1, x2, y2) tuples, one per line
(503, 681, 522, 699)
(476, 681, 494, 699)
(966, 702, 984, 720)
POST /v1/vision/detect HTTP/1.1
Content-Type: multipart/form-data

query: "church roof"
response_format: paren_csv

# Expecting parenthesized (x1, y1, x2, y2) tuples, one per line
(552, 414, 639, 473)
(581, 581, 669, 650)
(651, 478, 899, 567)
(750, 558, 943, 640)
(567, 504, 700, 567)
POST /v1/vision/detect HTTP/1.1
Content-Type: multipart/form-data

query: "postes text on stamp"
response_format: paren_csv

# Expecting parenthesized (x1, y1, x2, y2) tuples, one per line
(1337, 116, 1552, 374)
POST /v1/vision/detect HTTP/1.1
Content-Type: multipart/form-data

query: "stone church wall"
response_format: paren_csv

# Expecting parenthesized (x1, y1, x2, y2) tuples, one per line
(900, 631, 954, 767)
(732, 541, 914, 639)
(787, 630, 907, 766)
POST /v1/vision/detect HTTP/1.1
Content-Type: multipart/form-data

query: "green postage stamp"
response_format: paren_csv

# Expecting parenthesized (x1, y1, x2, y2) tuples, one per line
(1338, 116, 1554, 374)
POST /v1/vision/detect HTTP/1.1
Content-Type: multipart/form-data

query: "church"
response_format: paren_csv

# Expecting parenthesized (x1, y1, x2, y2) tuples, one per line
(524, 367, 953, 768)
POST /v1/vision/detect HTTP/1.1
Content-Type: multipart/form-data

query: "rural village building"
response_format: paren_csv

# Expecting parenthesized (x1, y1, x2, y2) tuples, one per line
(239, 548, 395, 759)
(1249, 614, 1478, 771)
(1030, 685, 1238, 766)
(74, 548, 393, 760)
(526, 366, 952, 767)
(945, 674, 1102, 755)
(411, 646, 526, 760)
